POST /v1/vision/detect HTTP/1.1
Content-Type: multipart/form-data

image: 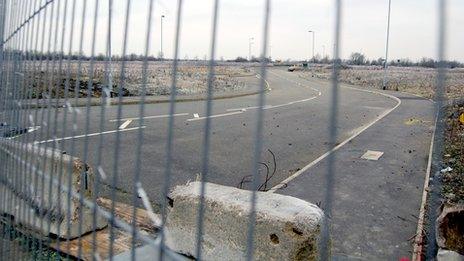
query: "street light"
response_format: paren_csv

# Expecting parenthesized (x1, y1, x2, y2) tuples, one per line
(107, 0, 113, 96)
(382, 0, 392, 90)
(308, 30, 315, 62)
(248, 37, 254, 61)
(160, 15, 165, 59)
(269, 45, 273, 61)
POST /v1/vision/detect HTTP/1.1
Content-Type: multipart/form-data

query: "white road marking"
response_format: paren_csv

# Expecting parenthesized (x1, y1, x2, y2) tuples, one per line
(34, 126, 146, 144)
(226, 106, 260, 112)
(268, 70, 322, 95)
(412, 112, 438, 260)
(118, 120, 132, 130)
(264, 96, 318, 110)
(27, 126, 40, 133)
(268, 77, 402, 193)
(363, 105, 387, 110)
(186, 111, 244, 122)
(226, 96, 318, 112)
(109, 113, 189, 122)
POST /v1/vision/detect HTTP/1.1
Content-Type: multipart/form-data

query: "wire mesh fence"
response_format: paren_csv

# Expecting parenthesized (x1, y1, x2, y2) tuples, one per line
(0, 0, 451, 260)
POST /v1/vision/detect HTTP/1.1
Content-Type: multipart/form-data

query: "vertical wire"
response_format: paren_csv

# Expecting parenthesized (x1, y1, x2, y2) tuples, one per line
(65, 0, 86, 255)
(8, 0, 26, 257)
(17, 0, 36, 254)
(58, 0, 76, 257)
(320, 0, 342, 259)
(15, 0, 35, 257)
(77, 0, 99, 259)
(108, 0, 131, 259)
(130, 0, 154, 259)
(0, 1, 12, 257)
(44, 0, 62, 248)
(245, 0, 271, 260)
(25, 1, 42, 254)
(10, 0, 29, 258)
(0, 1, 10, 258)
(195, 0, 219, 259)
(29, 0, 51, 255)
(56, 0, 76, 259)
(382, 0, 392, 90)
(50, 0, 68, 256)
(425, 0, 447, 258)
(91, 0, 112, 258)
(0, 1, 6, 257)
(3, 0, 17, 255)
(36, 0, 56, 254)
(4, 0, 17, 257)
(158, 0, 183, 258)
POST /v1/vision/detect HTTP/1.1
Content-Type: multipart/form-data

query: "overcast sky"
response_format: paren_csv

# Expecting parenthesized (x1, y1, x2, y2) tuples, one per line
(66, 0, 464, 62)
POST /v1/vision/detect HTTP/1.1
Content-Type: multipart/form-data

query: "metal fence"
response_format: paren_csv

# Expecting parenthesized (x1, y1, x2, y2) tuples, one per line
(0, 0, 449, 260)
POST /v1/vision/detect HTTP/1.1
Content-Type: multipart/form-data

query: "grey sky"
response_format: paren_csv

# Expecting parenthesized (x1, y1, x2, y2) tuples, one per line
(69, 0, 464, 62)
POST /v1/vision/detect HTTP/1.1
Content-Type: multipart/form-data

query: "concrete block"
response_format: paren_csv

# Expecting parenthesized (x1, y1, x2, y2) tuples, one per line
(436, 204, 464, 255)
(0, 142, 107, 239)
(437, 249, 464, 261)
(165, 181, 325, 260)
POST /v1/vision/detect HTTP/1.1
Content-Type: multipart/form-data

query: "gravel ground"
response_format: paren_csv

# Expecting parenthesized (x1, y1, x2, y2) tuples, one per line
(442, 104, 464, 204)
(301, 65, 464, 99)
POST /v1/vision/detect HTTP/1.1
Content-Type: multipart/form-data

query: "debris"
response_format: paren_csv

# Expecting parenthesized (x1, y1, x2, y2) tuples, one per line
(437, 249, 464, 261)
(440, 167, 453, 173)
(361, 150, 384, 161)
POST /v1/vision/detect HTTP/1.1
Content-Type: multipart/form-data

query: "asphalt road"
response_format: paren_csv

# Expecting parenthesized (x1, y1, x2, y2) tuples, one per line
(18, 67, 435, 259)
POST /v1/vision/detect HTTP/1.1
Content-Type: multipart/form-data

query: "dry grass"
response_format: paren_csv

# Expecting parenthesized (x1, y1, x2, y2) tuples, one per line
(23, 61, 250, 98)
(302, 65, 464, 99)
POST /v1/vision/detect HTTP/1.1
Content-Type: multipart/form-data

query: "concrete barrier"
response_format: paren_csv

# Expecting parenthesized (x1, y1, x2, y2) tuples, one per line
(0, 141, 107, 239)
(165, 181, 325, 260)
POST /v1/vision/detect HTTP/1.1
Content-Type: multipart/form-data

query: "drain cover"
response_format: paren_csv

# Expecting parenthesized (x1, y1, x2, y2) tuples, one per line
(361, 150, 384, 161)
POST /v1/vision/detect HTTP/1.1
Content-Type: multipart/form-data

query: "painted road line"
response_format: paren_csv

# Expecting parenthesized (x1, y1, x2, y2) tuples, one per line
(27, 126, 41, 133)
(227, 96, 318, 112)
(264, 96, 318, 110)
(268, 78, 402, 193)
(34, 126, 146, 144)
(412, 111, 438, 261)
(226, 106, 260, 112)
(186, 111, 244, 122)
(109, 113, 189, 122)
(119, 120, 133, 130)
(268, 70, 322, 96)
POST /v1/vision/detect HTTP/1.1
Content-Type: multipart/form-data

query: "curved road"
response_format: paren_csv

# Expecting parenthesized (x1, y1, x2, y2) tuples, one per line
(32, 67, 435, 259)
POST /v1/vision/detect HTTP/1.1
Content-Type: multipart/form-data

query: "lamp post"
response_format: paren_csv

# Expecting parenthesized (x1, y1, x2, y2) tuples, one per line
(160, 15, 165, 59)
(382, 0, 392, 90)
(248, 37, 254, 61)
(308, 30, 315, 62)
(107, 0, 113, 95)
(269, 45, 272, 61)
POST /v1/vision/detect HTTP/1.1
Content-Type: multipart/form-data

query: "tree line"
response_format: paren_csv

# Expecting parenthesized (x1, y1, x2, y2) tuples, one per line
(2, 49, 462, 68)
(344, 52, 463, 68)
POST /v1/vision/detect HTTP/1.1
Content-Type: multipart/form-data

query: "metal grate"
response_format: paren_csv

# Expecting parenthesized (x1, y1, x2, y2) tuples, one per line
(0, 0, 450, 260)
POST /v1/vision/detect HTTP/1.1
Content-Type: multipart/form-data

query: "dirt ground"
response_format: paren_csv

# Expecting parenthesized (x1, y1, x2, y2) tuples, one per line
(21, 61, 251, 98)
(442, 104, 464, 204)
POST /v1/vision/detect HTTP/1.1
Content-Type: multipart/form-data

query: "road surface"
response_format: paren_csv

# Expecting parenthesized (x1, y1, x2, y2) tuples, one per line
(19, 67, 435, 259)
